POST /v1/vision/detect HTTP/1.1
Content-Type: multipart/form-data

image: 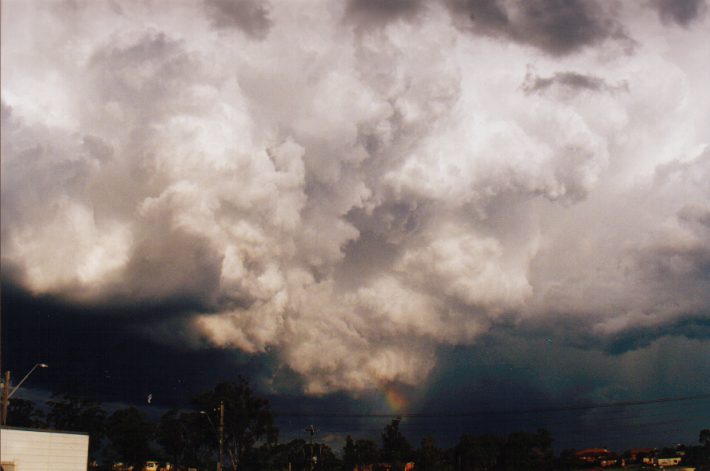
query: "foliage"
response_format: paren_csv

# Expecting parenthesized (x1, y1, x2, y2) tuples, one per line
(556, 448, 580, 470)
(156, 409, 213, 469)
(381, 417, 414, 466)
(255, 438, 339, 471)
(456, 433, 505, 471)
(105, 407, 156, 466)
(499, 429, 554, 471)
(355, 438, 380, 467)
(7, 398, 45, 428)
(343, 435, 357, 470)
(701, 429, 710, 448)
(269, 438, 310, 470)
(417, 436, 454, 471)
(193, 377, 278, 470)
(311, 442, 340, 470)
(454, 430, 554, 471)
(45, 393, 106, 457)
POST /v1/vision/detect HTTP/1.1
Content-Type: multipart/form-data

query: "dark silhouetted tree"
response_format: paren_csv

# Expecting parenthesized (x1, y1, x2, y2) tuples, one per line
(381, 417, 413, 467)
(157, 409, 212, 469)
(500, 429, 553, 471)
(46, 393, 106, 458)
(556, 448, 580, 470)
(105, 407, 156, 466)
(193, 377, 278, 470)
(417, 435, 450, 470)
(701, 429, 710, 448)
(311, 442, 340, 470)
(343, 435, 357, 470)
(274, 438, 309, 470)
(456, 433, 504, 470)
(355, 439, 379, 468)
(7, 398, 44, 428)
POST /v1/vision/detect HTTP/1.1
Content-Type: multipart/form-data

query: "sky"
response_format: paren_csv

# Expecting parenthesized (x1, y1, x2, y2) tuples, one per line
(1, 0, 710, 453)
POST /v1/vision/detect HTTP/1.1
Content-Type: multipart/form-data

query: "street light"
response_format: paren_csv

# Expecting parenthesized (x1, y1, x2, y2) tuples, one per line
(1, 363, 49, 425)
(200, 402, 225, 471)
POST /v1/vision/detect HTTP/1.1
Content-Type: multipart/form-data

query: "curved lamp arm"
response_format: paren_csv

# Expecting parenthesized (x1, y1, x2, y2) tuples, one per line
(8, 363, 48, 399)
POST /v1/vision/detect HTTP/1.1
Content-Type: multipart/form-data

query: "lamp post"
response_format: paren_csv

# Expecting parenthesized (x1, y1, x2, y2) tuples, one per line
(200, 401, 225, 471)
(305, 424, 318, 471)
(1, 363, 49, 425)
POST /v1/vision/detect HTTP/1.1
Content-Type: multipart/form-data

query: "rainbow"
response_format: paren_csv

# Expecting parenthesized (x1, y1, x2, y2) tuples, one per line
(382, 384, 409, 414)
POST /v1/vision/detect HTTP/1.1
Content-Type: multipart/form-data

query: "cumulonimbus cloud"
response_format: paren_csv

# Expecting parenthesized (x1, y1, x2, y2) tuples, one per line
(2, 0, 708, 395)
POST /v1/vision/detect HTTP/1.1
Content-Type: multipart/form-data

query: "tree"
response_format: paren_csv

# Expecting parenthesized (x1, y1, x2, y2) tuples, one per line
(343, 435, 357, 471)
(270, 439, 309, 470)
(7, 398, 44, 428)
(500, 429, 553, 471)
(701, 429, 710, 448)
(105, 407, 156, 466)
(417, 436, 450, 471)
(157, 409, 212, 469)
(381, 417, 413, 467)
(46, 393, 106, 457)
(456, 433, 504, 470)
(193, 377, 278, 470)
(557, 448, 580, 470)
(354, 439, 380, 468)
(313, 442, 340, 470)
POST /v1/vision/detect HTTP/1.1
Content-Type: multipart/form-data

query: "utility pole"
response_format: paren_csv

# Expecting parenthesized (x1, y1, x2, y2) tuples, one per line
(0, 363, 48, 425)
(218, 400, 225, 471)
(305, 424, 318, 471)
(1, 370, 10, 425)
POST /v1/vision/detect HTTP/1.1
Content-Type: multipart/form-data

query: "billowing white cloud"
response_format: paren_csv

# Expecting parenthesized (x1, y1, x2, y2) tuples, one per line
(2, 0, 708, 396)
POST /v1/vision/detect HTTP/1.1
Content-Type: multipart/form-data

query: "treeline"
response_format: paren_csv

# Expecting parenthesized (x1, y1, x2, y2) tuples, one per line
(6, 379, 710, 471)
(6, 378, 276, 469)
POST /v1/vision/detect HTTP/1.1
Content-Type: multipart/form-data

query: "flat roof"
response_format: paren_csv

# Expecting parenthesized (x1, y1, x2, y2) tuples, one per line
(0, 425, 89, 436)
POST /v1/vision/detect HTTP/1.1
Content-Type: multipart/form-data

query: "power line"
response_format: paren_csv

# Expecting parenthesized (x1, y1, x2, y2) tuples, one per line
(274, 392, 710, 418)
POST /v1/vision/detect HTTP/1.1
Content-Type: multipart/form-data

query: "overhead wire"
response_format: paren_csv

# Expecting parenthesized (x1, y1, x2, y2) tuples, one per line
(273, 392, 710, 418)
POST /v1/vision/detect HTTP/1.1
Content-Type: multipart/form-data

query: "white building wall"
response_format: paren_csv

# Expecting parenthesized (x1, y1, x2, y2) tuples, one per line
(0, 427, 89, 471)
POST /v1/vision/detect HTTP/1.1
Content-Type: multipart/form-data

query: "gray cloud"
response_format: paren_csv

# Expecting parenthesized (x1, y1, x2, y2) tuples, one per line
(345, 0, 425, 27)
(522, 69, 627, 94)
(204, 0, 272, 39)
(653, 0, 707, 26)
(446, 0, 632, 55)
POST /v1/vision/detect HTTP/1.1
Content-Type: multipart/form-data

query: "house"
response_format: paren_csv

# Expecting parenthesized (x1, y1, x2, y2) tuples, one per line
(626, 447, 656, 464)
(354, 463, 415, 471)
(656, 455, 682, 467)
(576, 448, 619, 467)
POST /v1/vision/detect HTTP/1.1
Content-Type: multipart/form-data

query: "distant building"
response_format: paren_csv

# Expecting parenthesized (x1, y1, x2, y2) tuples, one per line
(627, 447, 656, 463)
(656, 455, 683, 467)
(354, 463, 415, 471)
(576, 448, 619, 467)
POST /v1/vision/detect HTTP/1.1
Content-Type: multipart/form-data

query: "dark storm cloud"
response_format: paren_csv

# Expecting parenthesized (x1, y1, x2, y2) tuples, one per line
(420, 330, 710, 449)
(653, 0, 707, 26)
(446, 0, 631, 55)
(0, 279, 390, 442)
(605, 316, 710, 355)
(522, 70, 623, 94)
(0, 281, 268, 406)
(345, 0, 424, 27)
(204, 0, 273, 39)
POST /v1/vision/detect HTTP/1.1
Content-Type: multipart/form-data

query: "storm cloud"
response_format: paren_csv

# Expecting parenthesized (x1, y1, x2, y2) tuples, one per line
(445, 0, 632, 55)
(653, 0, 707, 26)
(2, 0, 709, 403)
